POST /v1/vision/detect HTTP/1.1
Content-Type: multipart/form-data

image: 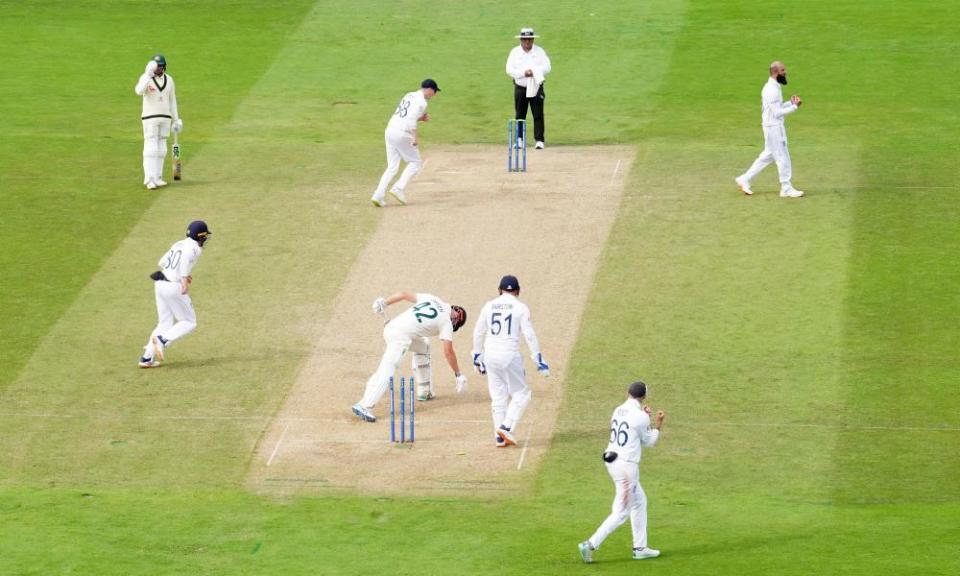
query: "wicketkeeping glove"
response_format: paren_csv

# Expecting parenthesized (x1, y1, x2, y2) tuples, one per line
(472, 352, 487, 375)
(535, 353, 550, 377)
(455, 373, 468, 394)
(372, 297, 387, 315)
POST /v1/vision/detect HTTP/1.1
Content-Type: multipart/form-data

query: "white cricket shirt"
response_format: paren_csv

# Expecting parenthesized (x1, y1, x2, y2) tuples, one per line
(505, 44, 552, 87)
(472, 294, 541, 357)
(157, 237, 202, 282)
(604, 397, 660, 463)
(136, 73, 179, 120)
(388, 293, 455, 341)
(386, 90, 428, 133)
(761, 77, 797, 127)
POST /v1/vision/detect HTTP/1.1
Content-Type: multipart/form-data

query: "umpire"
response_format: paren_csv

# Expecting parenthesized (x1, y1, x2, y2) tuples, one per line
(506, 27, 552, 149)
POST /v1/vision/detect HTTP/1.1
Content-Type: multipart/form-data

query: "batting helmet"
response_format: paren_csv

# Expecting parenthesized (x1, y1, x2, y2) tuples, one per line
(451, 305, 467, 332)
(186, 220, 212, 246)
(152, 54, 167, 68)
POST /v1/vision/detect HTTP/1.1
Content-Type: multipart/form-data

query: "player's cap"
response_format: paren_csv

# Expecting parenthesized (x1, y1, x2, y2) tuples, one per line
(628, 381, 647, 399)
(421, 78, 440, 92)
(498, 275, 520, 291)
(515, 27, 539, 39)
(186, 220, 212, 245)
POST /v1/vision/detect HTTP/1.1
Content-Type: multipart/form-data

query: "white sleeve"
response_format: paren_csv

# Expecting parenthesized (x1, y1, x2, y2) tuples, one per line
(472, 303, 489, 353)
(520, 307, 542, 359)
(169, 77, 179, 121)
(539, 48, 551, 76)
(135, 73, 151, 95)
(638, 412, 660, 447)
(776, 101, 797, 118)
(178, 245, 200, 277)
(505, 48, 525, 81)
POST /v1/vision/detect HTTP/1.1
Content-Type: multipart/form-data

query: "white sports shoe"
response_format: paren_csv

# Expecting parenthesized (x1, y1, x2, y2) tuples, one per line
(389, 187, 407, 205)
(496, 426, 517, 447)
(155, 179, 168, 187)
(351, 404, 377, 423)
(370, 197, 386, 208)
(735, 176, 753, 196)
(780, 187, 804, 198)
(151, 336, 166, 362)
(146, 180, 158, 190)
(578, 541, 594, 564)
(138, 357, 160, 369)
(535, 141, 544, 149)
(633, 547, 660, 560)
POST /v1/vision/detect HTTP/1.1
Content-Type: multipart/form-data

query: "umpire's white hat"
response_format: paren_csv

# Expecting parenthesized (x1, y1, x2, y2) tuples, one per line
(515, 27, 539, 39)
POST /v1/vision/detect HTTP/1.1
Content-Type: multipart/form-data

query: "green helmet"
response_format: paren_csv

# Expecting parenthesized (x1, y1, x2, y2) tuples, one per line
(152, 54, 167, 67)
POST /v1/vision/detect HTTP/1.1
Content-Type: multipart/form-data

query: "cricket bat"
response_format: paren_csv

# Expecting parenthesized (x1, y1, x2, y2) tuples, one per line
(172, 133, 182, 180)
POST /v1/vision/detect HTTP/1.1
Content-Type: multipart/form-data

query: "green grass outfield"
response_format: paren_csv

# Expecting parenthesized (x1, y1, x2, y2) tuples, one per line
(1, 1, 958, 574)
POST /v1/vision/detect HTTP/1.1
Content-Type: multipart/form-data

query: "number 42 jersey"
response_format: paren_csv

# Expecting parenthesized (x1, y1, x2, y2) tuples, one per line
(389, 293, 455, 341)
(605, 398, 660, 464)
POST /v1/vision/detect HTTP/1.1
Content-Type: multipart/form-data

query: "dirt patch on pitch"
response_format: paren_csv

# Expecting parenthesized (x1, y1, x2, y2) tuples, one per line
(248, 144, 633, 496)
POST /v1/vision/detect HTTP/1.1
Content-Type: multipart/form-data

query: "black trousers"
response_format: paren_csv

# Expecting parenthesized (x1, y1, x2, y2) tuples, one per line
(514, 83, 545, 144)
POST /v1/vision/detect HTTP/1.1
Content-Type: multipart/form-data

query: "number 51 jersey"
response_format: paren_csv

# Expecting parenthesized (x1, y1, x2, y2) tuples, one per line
(389, 293, 455, 341)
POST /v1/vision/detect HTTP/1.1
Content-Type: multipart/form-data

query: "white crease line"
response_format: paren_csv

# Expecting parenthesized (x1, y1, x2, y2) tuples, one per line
(517, 426, 534, 471)
(611, 158, 622, 183)
(266, 422, 290, 467)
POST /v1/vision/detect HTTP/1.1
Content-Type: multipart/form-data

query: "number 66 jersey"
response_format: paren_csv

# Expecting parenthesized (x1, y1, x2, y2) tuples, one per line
(388, 293, 455, 341)
(606, 398, 660, 464)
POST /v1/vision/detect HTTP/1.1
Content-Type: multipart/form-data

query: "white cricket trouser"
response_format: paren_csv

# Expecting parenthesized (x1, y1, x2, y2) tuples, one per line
(360, 326, 429, 410)
(588, 459, 649, 550)
(142, 117, 171, 184)
(742, 124, 792, 188)
(485, 351, 532, 436)
(372, 127, 422, 201)
(143, 280, 197, 360)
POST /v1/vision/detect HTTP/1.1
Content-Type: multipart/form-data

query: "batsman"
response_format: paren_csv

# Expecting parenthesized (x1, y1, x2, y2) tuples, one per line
(134, 54, 182, 190)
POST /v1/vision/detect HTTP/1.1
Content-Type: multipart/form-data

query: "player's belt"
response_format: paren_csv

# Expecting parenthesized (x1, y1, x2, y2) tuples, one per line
(142, 114, 172, 120)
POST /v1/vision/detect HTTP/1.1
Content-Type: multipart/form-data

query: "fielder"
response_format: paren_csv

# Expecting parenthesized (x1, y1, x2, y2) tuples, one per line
(471, 275, 549, 447)
(138, 220, 211, 368)
(134, 54, 183, 190)
(736, 61, 805, 198)
(579, 381, 666, 563)
(352, 292, 467, 422)
(370, 79, 440, 207)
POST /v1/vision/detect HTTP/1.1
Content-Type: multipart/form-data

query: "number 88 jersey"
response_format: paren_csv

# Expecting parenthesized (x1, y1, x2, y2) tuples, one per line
(390, 293, 455, 341)
(606, 398, 660, 463)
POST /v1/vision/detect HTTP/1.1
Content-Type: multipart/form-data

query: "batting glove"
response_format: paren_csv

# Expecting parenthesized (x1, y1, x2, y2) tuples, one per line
(146, 60, 158, 75)
(372, 297, 387, 315)
(472, 352, 487, 375)
(172, 118, 183, 134)
(455, 373, 468, 394)
(535, 353, 550, 377)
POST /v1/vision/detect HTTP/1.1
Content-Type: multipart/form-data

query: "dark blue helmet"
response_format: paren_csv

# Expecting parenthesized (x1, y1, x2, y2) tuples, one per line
(152, 54, 167, 68)
(186, 220, 211, 246)
(498, 275, 520, 292)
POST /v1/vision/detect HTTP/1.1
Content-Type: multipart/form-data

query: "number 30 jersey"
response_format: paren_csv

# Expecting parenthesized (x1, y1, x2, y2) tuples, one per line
(386, 90, 428, 133)
(605, 398, 660, 464)
(157, 237, 202, 282)
(388, 293, 455, 341)
(472, 294, 541, 358)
